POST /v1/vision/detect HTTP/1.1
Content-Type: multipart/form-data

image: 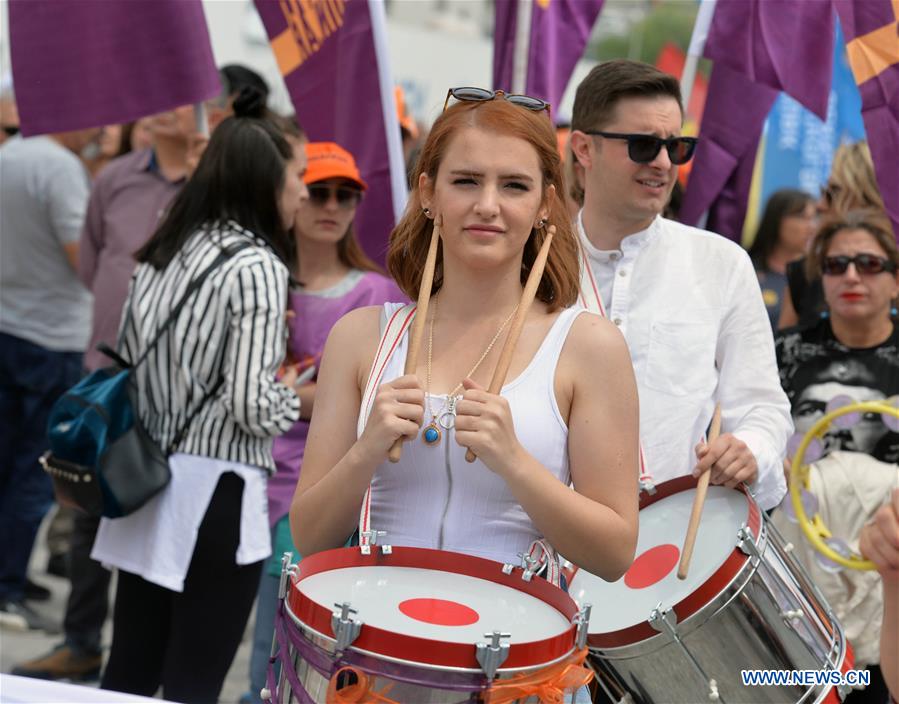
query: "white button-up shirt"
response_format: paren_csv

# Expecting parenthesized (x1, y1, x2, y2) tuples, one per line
(578, 214, 792, 510)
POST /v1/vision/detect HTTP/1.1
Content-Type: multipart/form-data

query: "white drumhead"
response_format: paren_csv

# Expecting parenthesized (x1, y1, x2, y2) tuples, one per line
(570, 486, 748, 635)
(300, 565, 571, 645)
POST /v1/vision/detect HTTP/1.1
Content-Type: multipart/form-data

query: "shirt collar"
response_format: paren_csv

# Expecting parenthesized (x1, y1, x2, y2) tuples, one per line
(577, 210, 661, 259)
(136, 147, 186, 185)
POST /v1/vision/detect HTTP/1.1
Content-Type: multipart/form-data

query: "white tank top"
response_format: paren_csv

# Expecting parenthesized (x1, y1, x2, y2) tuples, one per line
(363, 303, 587, 566)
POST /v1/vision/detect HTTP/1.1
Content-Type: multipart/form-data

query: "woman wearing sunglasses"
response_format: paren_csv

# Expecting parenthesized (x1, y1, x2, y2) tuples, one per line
(775, 210, 899, 463)
(243, 141, 404, 703)
(773, 212, 899, 702)
(291, 89, 639, 587)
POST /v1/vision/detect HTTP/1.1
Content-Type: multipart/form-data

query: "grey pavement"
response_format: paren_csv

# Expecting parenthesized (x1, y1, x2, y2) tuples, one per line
(0, 511, 255, 703)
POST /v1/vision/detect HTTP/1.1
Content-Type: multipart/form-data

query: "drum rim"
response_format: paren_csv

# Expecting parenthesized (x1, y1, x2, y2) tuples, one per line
(570, 476, 762, 648)
(286, 546, 579, 670)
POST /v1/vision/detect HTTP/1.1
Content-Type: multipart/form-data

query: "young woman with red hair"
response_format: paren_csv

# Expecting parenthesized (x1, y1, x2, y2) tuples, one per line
(291, 91, 639, 583)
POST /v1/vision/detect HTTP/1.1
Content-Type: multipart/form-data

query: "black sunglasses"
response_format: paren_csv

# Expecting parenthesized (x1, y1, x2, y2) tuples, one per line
(822, 254, 897, 276)
(444, 87, 550, 115)
(583, 131, 698, 165)
(307, 184, 361, 210)
(1, 125, 19, 137)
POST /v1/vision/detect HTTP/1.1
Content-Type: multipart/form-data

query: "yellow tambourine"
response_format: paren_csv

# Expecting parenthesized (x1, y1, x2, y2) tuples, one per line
(789, 399, 899, 571)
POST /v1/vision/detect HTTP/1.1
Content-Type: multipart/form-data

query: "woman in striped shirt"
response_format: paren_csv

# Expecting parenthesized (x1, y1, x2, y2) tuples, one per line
(94, 91, 306, 702)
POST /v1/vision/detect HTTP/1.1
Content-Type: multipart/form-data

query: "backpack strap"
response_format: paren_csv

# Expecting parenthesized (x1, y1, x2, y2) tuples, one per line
(130, 242, 253, 369)
(357, 303, 416, 552)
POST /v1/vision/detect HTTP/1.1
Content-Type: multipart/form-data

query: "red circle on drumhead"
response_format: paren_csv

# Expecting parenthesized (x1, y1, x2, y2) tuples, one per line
(624, 544, 680, 589)
(398, 598, 480, 626)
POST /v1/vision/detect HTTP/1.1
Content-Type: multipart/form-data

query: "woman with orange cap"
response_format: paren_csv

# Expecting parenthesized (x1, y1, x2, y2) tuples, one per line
(243, 142, 404, 703)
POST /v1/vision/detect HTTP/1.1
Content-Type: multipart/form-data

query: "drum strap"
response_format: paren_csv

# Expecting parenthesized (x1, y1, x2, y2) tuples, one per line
(354, 303, 561, 587)
(578, 244, 654, 492)
(357, 303, 417, 551)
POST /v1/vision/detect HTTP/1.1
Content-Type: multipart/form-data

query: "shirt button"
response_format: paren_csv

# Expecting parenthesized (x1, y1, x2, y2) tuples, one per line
(609, 253, 619, 261)
(613, 317, 622, 326)
(619, 270, 627, 277)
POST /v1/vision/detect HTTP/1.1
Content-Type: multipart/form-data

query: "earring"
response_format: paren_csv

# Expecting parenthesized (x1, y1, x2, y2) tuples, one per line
(536, 218, 547, 229)
(819, 309, 830, 320)
(892, 306, 898, 317)
(423, 207, 432, 217)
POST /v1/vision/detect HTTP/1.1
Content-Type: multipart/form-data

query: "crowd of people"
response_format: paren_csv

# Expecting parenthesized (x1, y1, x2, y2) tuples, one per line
(1, 58, 897, 704)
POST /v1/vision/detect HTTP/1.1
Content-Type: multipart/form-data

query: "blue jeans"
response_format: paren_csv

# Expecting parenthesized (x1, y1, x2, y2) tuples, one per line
(0, 332, 82, 601)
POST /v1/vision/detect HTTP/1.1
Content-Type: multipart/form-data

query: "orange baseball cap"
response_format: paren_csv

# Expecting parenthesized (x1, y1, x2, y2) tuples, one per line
(304, 142, 367, 190)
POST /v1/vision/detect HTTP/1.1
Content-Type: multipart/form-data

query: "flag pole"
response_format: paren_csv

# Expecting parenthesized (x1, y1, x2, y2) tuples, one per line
(682, 0, 717, 229)
(681, 0, 717, 114)
(511, 0, 533, 94)
(194, 102, 209, 138)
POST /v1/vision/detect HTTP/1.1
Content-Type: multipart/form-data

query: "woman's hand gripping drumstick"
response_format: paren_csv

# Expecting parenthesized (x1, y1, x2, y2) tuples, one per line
(678, 404, 722, 580)
(463, 226, 555, 463)
(387, 216, 441, 463)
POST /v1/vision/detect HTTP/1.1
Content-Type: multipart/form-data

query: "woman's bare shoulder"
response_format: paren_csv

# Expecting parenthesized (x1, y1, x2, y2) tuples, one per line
(558, 311, 634, 385)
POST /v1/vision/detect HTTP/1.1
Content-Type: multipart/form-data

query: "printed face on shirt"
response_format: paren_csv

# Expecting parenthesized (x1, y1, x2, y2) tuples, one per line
(293, 177, 359, 245)
(574, 95, 681, 231)
(279, 143, 309, 231)
(821, 228, 899, 324)
(419, 126, 551, 273)
(794, 380, 888, 455)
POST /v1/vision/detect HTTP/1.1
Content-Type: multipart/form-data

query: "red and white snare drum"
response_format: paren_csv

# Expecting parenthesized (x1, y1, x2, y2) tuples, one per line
(268, 546, 593, 703)
(568, 477, 854, 704)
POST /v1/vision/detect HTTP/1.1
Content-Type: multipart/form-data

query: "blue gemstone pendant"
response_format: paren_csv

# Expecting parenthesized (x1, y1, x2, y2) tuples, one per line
(422, 421, 441, 446)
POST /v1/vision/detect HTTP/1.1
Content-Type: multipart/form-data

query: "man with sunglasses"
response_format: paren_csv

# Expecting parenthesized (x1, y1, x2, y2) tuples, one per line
(569, 60, 792, 511)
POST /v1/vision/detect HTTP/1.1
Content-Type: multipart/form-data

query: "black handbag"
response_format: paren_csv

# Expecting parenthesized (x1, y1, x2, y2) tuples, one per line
(42, 243, 247, 518)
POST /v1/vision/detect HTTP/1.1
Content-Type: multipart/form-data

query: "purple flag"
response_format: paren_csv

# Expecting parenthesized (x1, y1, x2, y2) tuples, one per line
(679, 64, 777, 241)
(493, 0, 604, 109)
(834, 0, 899, 240)
(703, 0, 835, 120)
(254, 0, 406, 265)
(9, 0, 220, 137)
(681, 0, 836, 238)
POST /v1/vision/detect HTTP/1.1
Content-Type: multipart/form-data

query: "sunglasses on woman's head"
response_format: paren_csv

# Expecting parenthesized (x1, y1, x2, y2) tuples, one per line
(822, 254, 897, 276)
(443, 87, 550, 115)
(307, 184, 361, 209)
(583, 131, 698, 165)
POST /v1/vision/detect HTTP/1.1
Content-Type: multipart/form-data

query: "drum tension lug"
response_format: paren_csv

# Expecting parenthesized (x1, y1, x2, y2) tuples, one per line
(649, 604, 678, 635)
(277, 552, 295, 601)
(501, 563, 515, 575)
(737, 525, 761, 561)
(517, 552, 539, 582)
(360, 530, 391, 555)
(639, 478, 657, 495)
(331, 602, 363, 652)
(476, 631, 511, 679)
(574, 604, 592, 649)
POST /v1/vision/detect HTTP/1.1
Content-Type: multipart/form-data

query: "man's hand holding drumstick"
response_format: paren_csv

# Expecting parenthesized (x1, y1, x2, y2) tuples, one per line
(693, 432, 758, 488)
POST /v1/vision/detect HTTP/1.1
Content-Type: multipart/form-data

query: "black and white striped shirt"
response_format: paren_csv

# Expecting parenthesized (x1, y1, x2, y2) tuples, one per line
(118, 222, 300, 472)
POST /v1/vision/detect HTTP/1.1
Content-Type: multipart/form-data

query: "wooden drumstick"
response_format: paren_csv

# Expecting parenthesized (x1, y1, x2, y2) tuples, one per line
(465, 226, 555, 463)
(387, 217, 441, 463)
(677, 404, 722, 579)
